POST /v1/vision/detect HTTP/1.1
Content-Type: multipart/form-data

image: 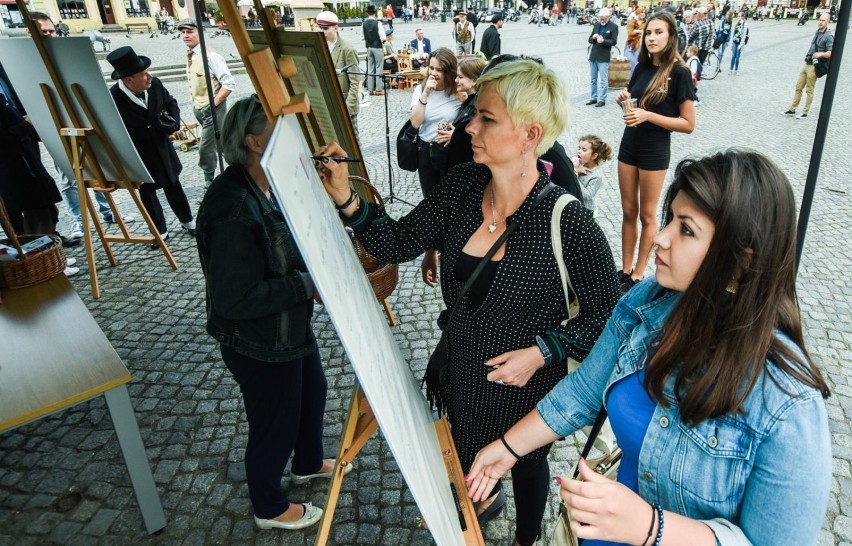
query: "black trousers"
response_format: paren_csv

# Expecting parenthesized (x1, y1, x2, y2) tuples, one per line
(487, 458, 549, 546)
(220, 344, 328, 519)
(416, 141, 448, 197)
(139, 182, 193, 235)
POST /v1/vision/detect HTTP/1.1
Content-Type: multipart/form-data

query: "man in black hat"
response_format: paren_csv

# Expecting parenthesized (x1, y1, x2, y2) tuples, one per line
(177, 17, 234, 187)
(453, 10, 475, 55)
(106, 46, 196, 247)
(362, 5, 386, 96)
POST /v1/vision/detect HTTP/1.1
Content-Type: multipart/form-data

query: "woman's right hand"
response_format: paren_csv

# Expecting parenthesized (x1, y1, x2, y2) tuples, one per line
(315, 142, 351, 204)
(616, 89, 630, 105)
(423, 75, 439, 96)
(465, 440, 517, 502)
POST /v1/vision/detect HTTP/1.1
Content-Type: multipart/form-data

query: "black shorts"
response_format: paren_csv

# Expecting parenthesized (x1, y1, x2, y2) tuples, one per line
(618, 129, 671, 171)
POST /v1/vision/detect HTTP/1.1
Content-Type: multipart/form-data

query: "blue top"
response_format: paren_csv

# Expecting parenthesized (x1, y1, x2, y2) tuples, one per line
(584, 368, 656, 546)
(537, 278, 831, 546)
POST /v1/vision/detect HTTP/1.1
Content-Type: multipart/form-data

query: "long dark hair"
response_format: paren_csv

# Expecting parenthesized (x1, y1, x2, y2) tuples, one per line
(428, 47, 458, 94)
(636, 11, 686, 110)
(646, 150, 830, 426)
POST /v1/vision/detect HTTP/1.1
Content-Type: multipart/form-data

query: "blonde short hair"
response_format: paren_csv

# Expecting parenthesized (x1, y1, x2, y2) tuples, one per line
(475, 59, 569, 156)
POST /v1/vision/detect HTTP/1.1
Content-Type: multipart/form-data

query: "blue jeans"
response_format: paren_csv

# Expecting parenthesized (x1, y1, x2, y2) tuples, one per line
(718, 40, 729, 64)
(57, 167, 112, 222)
(221, 344, 327, 519)
(730, 42, 743, 71)
(589, 61, 609, 102)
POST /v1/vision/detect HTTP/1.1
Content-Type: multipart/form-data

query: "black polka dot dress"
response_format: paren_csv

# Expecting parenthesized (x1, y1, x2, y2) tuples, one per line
(348, 162, 619, 470)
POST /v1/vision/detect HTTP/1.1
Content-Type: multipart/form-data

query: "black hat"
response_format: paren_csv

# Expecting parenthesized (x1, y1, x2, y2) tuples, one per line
(106, 46, 152, 80)
(366, 5, 376, 13)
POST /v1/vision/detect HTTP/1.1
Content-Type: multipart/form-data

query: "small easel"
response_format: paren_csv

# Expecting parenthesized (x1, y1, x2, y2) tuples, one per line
(17, 0, 176, 299)
(215, 4, 480, 543)
(316, 386, 484, 546)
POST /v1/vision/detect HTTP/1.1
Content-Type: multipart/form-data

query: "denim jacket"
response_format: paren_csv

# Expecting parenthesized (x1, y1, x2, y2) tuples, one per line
(196, 165, 315, 362)
(538, 279, 831, 546)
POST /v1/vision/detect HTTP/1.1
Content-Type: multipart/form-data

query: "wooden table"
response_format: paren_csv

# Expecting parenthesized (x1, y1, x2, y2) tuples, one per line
(0, 275, 166, 534)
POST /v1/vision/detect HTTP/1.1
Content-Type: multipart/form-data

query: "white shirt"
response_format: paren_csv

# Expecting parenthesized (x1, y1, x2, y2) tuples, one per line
(415, 39, 427, 55)
(118, 79, 147, 108)
(189, 44, 236, 91)
(410, 85, 462, 142)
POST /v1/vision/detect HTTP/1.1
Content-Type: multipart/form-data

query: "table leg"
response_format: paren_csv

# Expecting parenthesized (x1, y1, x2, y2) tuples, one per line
(103, 386, 167, 534)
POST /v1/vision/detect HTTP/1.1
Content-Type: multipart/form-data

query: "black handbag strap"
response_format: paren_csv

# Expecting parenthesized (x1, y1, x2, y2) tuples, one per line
(445, 182, 557, 327)
(572, 407, 609, 480)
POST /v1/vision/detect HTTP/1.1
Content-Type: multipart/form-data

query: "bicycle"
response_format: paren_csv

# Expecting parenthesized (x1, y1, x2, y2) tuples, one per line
(701, 50, 720, 80)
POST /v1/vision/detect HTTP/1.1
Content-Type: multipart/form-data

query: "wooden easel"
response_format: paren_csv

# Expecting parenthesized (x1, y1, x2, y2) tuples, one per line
(216, 4, 480, 543)
(315, 386, 484, 546)
(17, 0, 176, 299)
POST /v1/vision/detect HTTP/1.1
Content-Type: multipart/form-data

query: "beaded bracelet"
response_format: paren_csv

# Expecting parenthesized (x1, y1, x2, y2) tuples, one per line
(643, 503, 656, 546)
(335, 187, 358, 210)
(653, 504, 664, 546)
(500, 435, 521, 460)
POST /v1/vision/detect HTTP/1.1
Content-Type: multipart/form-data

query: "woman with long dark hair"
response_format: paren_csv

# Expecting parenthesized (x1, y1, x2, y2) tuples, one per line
(467, 149, 832, 546)
(616, 11, 695, 292)
(409, 47, 464, 197)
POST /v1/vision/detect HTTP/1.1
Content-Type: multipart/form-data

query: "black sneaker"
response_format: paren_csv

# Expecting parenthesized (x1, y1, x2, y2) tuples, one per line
(595, 101, 606, 107)
(796, 113, 808, 119)
(60, 235, 81, 248)
(781, 110, 796, 116)
(618, 270, 632, 285)
(585, 99, 598, 105)
(620, 276, 640, 294)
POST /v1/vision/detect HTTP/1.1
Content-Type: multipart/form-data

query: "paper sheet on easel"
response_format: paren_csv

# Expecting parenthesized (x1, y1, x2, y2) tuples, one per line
(261, 115, 466, 545)
(0, 38, 154, 185)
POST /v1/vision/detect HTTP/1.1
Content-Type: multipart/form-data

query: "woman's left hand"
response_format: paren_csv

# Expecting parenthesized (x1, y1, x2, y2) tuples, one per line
(485, 346, 545, 387)
(559, 458, 653, 545)
(623, 107, 650, 127)
(315, 142, 351, 204)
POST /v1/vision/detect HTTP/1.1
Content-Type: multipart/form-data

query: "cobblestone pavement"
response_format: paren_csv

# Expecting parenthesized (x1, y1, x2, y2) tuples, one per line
(1, 17, 850, 546)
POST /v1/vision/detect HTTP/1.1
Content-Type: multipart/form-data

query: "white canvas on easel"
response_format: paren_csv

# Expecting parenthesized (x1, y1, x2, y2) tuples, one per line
(0, 37, 153, 185)
(261, 114, 466, 545)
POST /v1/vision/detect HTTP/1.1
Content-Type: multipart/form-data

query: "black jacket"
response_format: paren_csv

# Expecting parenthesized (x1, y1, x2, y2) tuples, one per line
(587, 20, 619, 62)
(480, 24, 501, 59)
(196, 164, 316, 362)
(110, 78, 182, 189)
(0, 99, 61, 213)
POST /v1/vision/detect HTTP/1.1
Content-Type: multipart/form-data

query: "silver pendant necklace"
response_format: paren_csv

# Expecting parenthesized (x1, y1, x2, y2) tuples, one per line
(488, 186, 505, 233)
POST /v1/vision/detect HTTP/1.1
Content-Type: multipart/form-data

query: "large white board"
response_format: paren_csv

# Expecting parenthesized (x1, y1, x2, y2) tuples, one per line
(0, 37, 153, 185)
(261, 115, 464, 545)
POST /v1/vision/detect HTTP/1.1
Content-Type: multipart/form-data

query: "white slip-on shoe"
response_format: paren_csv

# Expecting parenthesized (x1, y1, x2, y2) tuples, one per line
(290, 459, 353, 485)
(254, 503, 323, 530)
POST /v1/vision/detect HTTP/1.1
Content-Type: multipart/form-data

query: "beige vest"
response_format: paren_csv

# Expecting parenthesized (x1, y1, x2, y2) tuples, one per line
(188, 51, 221, 109)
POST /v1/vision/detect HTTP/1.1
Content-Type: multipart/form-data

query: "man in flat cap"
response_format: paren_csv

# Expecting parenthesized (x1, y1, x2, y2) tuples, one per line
(106, 46, 196, 247)
(178, 18, 235, 188)
(317, 11, 362, 136)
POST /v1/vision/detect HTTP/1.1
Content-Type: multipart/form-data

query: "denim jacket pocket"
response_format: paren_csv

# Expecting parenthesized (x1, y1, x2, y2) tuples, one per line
(670, 417, 753, 519)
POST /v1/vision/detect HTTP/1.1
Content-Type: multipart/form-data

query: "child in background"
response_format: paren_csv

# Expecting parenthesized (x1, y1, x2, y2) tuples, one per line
(686, 44, 702, 106)
(572, 134, 613, 216)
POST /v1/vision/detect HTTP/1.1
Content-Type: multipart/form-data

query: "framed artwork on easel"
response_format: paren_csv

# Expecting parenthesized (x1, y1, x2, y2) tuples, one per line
(247, 29, 368, 180)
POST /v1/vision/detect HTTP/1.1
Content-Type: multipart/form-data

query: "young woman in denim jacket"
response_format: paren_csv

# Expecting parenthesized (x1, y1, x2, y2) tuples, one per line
(467, 150, 831, 545)
(197, 97, 348, 532)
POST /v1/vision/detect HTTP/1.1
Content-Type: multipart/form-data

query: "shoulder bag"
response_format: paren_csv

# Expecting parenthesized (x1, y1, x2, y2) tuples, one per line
(550, 194, 618, 458)
(424, 183, 557, 414)
(396, 119, 420, 172)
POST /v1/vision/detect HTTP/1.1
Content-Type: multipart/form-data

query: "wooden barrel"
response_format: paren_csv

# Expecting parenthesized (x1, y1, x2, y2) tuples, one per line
(609, 59, 631, 89)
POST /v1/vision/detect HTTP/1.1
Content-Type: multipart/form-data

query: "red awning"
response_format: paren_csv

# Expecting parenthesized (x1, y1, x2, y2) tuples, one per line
(0, 0, 20, 4)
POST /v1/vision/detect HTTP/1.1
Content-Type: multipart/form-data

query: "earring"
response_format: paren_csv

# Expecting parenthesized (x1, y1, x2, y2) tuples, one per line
(725, 278, 739, 294)
(521, 148, 527, 178)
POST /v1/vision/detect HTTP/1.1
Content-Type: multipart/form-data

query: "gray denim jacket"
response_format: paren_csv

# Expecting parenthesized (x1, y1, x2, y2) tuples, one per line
(537, 278, 831, 545)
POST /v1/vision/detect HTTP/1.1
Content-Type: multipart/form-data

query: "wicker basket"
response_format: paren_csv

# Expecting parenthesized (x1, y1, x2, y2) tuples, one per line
(0, 198, 67, 289)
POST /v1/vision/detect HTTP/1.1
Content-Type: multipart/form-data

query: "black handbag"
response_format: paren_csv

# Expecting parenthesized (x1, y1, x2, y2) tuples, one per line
(814, 58, 830, 78)
(423, 183, 557, 414)
(396, 120, 419, 172)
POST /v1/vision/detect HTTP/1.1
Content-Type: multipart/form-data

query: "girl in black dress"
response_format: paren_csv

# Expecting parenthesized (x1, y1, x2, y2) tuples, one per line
(616, 11, 695, 292)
